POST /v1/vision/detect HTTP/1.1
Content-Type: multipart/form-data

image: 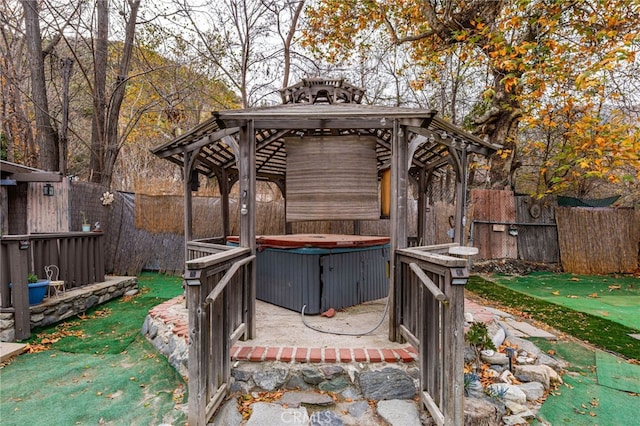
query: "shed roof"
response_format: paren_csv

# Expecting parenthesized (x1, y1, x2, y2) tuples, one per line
(152, 79, 501, 183)
(0, 160, 62, 183)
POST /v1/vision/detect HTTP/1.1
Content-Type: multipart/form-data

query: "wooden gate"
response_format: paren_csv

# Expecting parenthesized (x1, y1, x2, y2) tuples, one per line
(394, 243, 468, 426)
(184, 243, 255, 425)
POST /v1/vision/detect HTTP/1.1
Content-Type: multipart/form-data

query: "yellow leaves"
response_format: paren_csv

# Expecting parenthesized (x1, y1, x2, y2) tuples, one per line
(551, 290, 560, 296)
(496, 149, 512, 160)
(588, 292, 599, 298)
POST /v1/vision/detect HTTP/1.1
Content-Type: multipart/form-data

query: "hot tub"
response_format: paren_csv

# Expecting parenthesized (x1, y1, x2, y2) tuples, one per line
(227, 234, 390, 314)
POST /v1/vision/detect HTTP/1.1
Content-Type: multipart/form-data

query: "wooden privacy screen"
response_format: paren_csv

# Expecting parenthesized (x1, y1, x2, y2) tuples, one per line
(285, 136, 379, 221)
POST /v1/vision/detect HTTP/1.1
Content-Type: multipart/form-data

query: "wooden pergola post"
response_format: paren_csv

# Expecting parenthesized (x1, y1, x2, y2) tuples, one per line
(183, 150, 196, 262)
(239, 120, 256, 339)
(389, 120, 409, 342)
(451, 144, 468, 245)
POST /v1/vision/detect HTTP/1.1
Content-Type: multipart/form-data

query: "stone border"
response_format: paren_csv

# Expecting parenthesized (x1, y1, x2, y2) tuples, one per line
(0, 277, 137, 342)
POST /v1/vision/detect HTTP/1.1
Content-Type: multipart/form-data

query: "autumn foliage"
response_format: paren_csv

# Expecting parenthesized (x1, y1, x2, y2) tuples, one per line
(304, 0, 640, 200)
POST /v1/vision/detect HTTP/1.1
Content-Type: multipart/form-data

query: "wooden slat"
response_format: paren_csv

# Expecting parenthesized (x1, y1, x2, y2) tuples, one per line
(285, 136, 379, 221)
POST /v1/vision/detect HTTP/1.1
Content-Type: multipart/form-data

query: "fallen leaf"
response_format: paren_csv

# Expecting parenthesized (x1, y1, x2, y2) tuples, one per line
(589, 412, 597, 417)
(588, 293, 599, 298)
(608, 285, 621, 291)
(569, 277, 581, 281)
(567, 295, 579, 299)
(551, 290, 560, 296)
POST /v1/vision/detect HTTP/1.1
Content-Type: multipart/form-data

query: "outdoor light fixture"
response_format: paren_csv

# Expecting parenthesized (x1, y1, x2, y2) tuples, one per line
(240, 190, 248, 215)
(508, 225, 519, 236)
(19, 240, 30, 250)
(43, 183, 54, 196)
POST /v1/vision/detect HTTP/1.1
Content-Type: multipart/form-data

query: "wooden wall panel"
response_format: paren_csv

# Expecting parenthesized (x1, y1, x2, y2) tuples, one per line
(27, 179, 70, 233)
(469, 189, 517, 260)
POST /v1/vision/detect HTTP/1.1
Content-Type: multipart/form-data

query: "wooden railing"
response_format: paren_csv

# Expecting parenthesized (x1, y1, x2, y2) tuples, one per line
(394, 243, 468, 426)
(0, 232, 105, 340)
(187, 237, 228, 260)
(184, 241, 254, 425)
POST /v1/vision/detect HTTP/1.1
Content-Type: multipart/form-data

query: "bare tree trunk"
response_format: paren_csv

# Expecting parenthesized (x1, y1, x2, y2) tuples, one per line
(59, 57, 74, 175)
(90, 0, 109, 182)
(101, 0, 141, 187)
(22, 0, 58, 170)
(281, 1, 305, 89)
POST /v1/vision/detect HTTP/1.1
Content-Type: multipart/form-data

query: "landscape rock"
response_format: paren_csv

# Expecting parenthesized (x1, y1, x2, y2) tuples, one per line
(359, 368, 416, 400)
(310, 410, 344, 426)
(503, 414, 530, 425)
(504, 400, 534, 417)
(347, 401, 370, 417)
(514, 364, 562, 390)
(516, 381, 546, 401)
(463, 397, 502, 426)
(481, 351, 510, 365)
(302, 367, 324, 385)
(376, 400, 421, 426)
(211, 399, 242, 426)
(318, 375, 349, 392)
(508, 336, 541, 356)
(245, 402, 308, 426)
(278, 391, 334, 408)
(253, 368, 288, 391)
(321, 365, 344, 378)
(487, 384, 527, 404)
(536, 352, 568, 371)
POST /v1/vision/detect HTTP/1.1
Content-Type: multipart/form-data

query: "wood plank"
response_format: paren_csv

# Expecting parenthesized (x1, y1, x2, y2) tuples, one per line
(8, 242, 30, 340)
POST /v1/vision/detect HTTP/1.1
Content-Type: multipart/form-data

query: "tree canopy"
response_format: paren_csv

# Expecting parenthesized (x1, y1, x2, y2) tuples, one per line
(304, 0, 640, 199)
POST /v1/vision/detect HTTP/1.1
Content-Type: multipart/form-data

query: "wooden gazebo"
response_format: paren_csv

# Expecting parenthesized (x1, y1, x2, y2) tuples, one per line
(152, 78, 500, 425)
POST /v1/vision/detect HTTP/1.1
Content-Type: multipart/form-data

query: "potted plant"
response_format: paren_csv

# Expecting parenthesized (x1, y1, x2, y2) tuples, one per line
(81, 211, 91, 232)
(10, 273, 50, 305)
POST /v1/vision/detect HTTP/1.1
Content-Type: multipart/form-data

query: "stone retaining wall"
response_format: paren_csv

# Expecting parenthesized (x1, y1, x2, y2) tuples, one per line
(0, 277, 137, 342)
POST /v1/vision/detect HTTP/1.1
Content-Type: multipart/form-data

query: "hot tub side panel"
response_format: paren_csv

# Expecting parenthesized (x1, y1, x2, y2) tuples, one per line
(320, 246, 389, 312)
(255, 250, 322, 314)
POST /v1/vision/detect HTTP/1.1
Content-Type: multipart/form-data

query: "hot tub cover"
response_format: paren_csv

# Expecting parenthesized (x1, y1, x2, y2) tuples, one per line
(227, 234, 390, 250)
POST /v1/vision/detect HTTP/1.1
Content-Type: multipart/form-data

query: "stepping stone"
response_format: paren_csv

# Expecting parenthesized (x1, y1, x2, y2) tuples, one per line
(0, 342, 27, 362)
(502, 319, 555, 338)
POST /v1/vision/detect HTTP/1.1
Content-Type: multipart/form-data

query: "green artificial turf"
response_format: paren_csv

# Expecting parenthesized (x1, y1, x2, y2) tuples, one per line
(25, 271, 183, 354)
(528, 338, 640, 425)
(1, 272, 187, 425)
(490, 272, 640, 330)
(466, 275, 640, 360)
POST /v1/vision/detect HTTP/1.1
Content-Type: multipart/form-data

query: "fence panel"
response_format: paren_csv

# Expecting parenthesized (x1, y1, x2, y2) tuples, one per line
(556, 207, 639, 274)
(515, 196, 559, 263)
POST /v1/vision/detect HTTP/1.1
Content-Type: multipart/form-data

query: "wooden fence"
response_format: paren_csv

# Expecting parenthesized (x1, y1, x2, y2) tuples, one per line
(0, 232, 105, 339)
(394, 243, 468, 425)
(556, 207, 639, 274)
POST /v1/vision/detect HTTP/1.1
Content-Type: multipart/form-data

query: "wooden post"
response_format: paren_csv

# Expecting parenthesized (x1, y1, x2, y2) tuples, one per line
(389, 121, 408, 341)
(186, 269, 204, 425)
(214, 168, 231, 239)
(417, 168, 427, 246)
(444, 267, 466, 425)
(449, 144, 467, 246)
(183, 150, 195, 262)
(9, 240, 30, 340)
(239, 120, 256, 339)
